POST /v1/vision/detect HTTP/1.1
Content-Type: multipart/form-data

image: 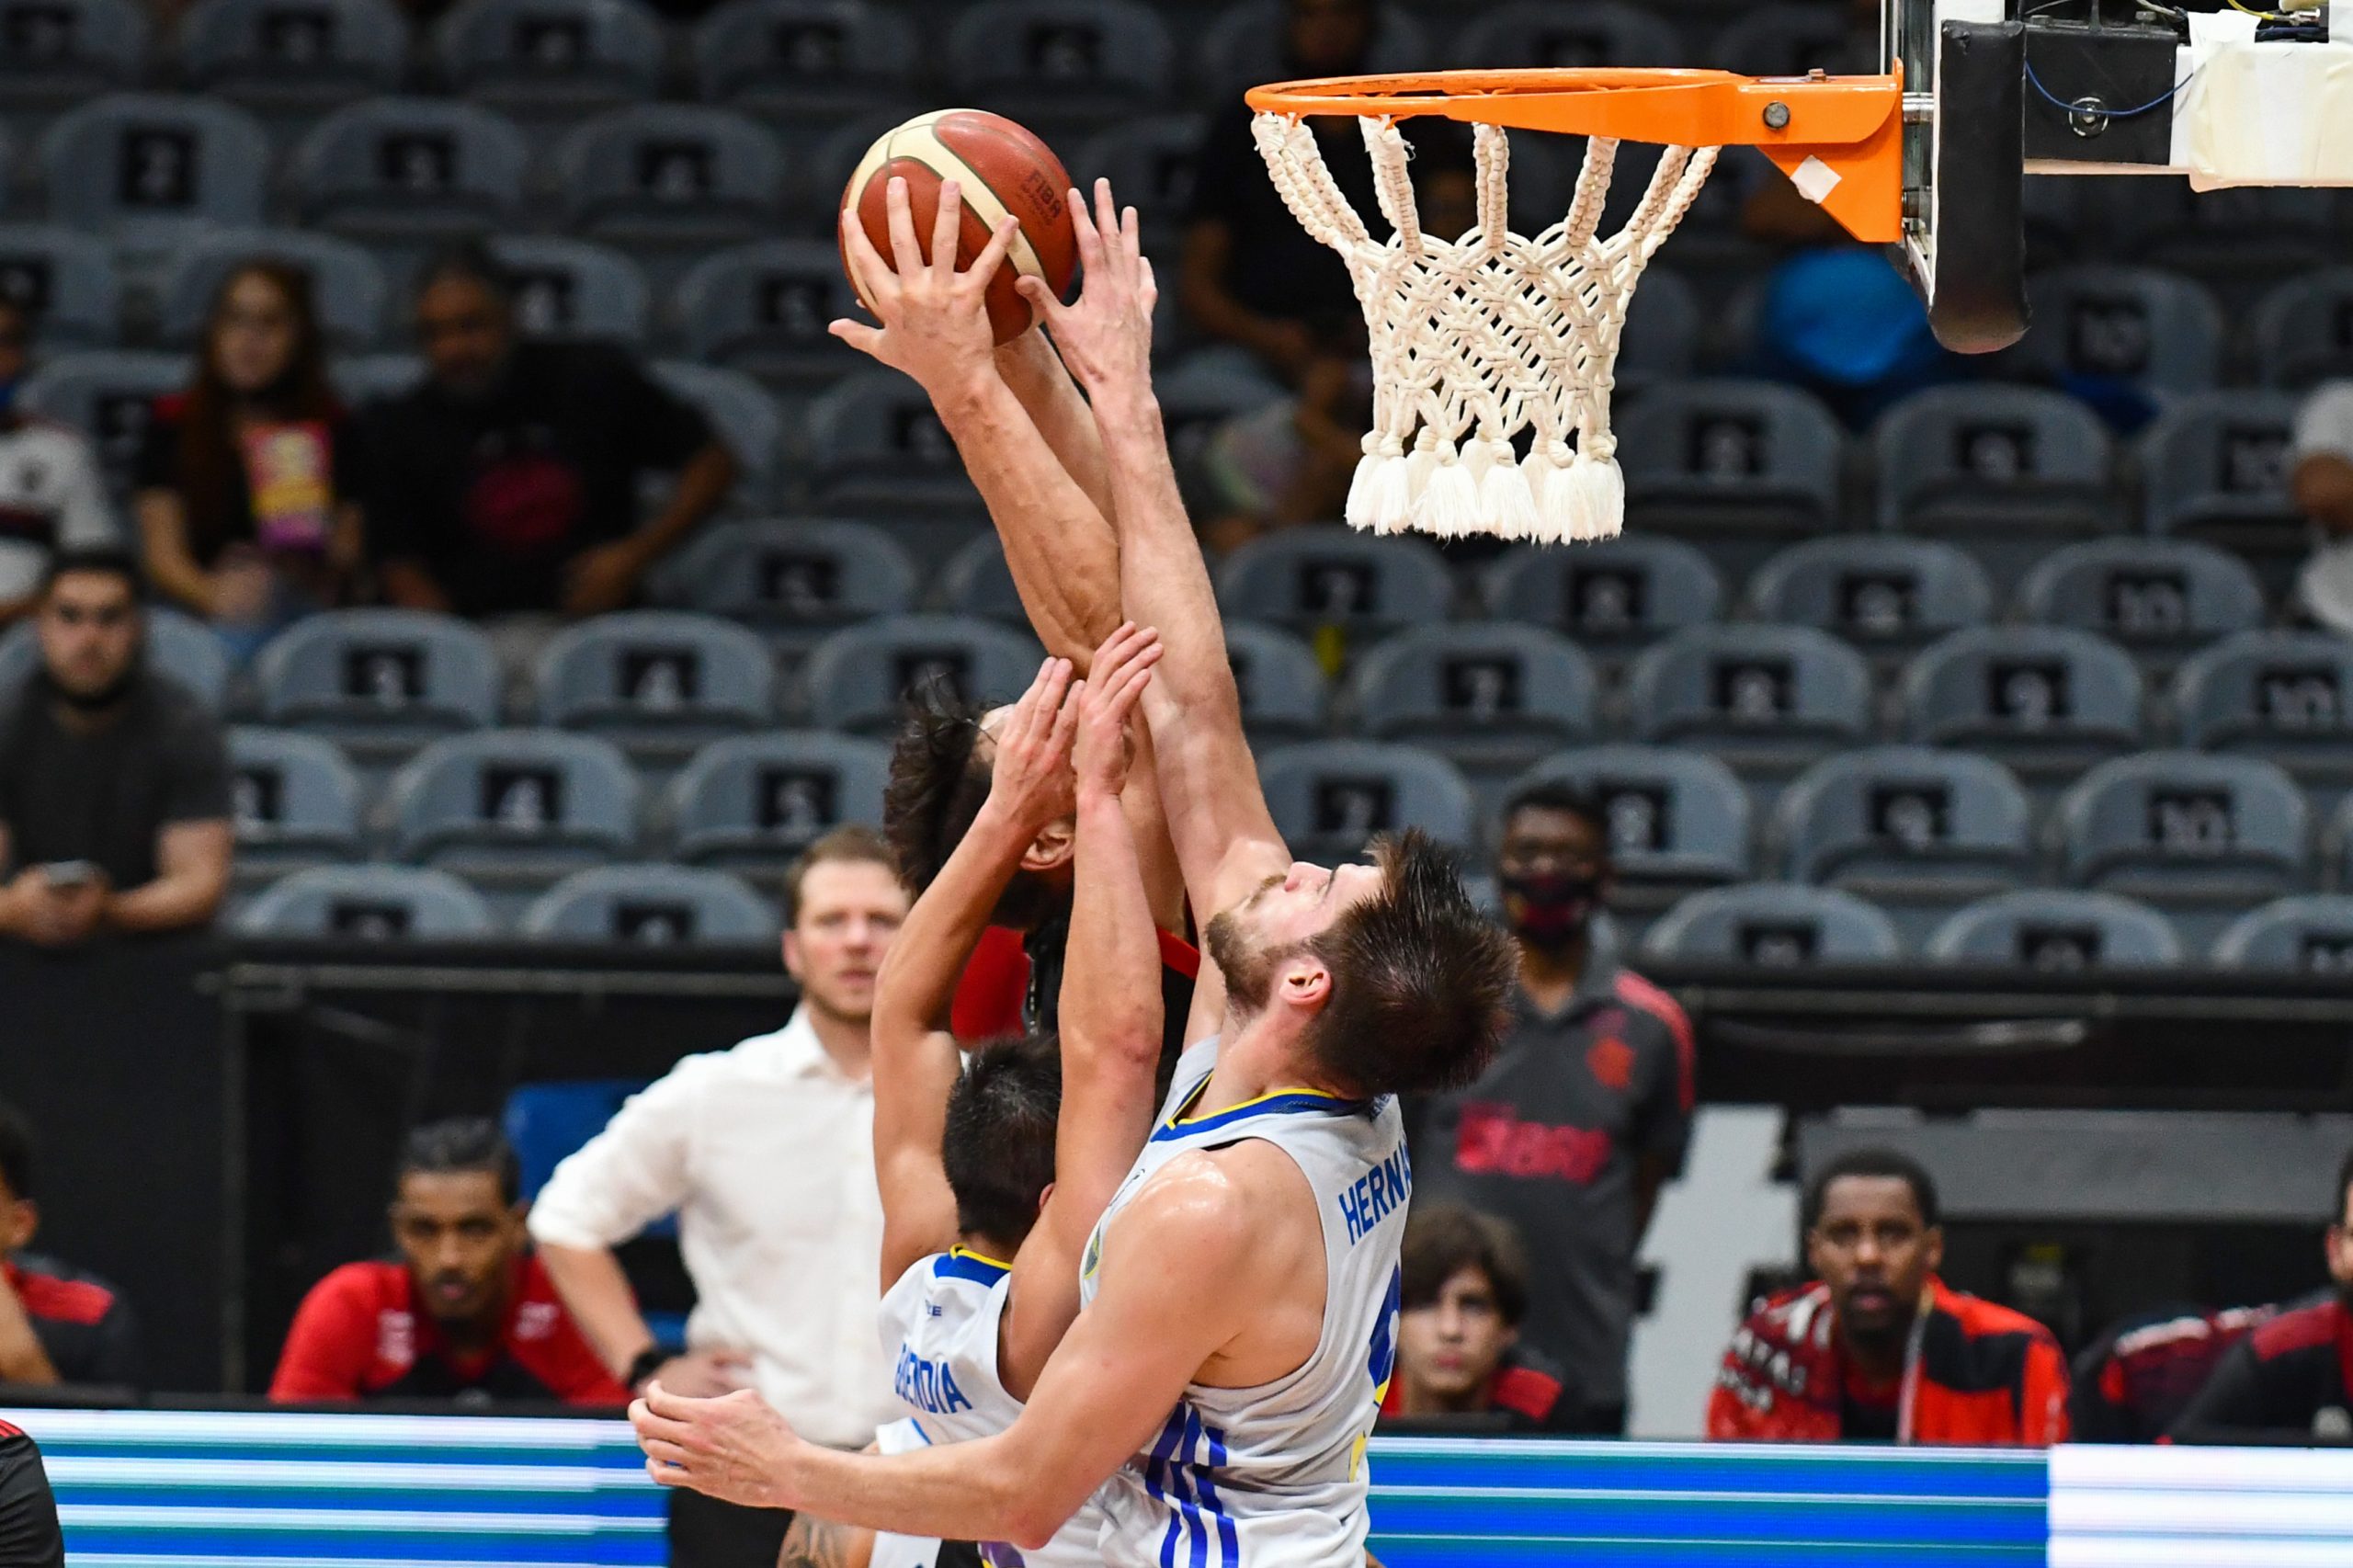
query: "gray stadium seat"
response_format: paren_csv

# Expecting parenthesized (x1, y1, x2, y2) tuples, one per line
(1642, 883, 1901, 966)
(18, 350, 188, 494)
(0, 226, 118, 350)
(227, 726, 365, 888)
(177, 0, 404, 118)
(2173, 631, 2353, 787)
(1343, 623, 1598, 778)
(1071, 115, 1205, 256)
(330, 353, 422, 405)
(521, 864, 779, 945)
(2120, 183, 2342, 293)
(1613, 380, 1845, 561)
(1626, 624, 1872, 778)
(39, 94, 268, 252)
(1619, 268, 1701, 392)
(0, 0, 145, 116)
(1925, 889, 2184, 971)
(1457, 1, 1684, 70)
(932, 535, 1026, 628)
(157, 229, 386, 353)
(676, 517, 917, 632)
(291, 97, 530, 243)
(2052, 751, 2307, 949)
(1511, 744, 1753, 915)
(802, 613, 1043, 735)
(1744, 537, 1993, 653)
(1710, 4, 1860, 76)
(2014, 266, 2223, 397)
(1899, 627, 2143, 783)
(806, 369, 982, 518)
(1256, 741, 1476, 865)
(2252, 267, 2353, 391)
(1197, 0, 1427, 88)
(1157, 356, 1290, 477)
(0, 604, 228, 710)
(254, 608, 499, 766)
(652, 361, 781, 508)
(673, 240, 861, 391)
(490, 237, 649, 345)
(554, 107, 788, 254)
(1483, 535, 1722, 657)
(942, 0, 1174, 136)
(238, 864, 495, 938)
(2211, 895, 2353, 974)
(1771, 745, 2032, 945)
(1224, 620, 1326, 744)
(669, 732, 890, 880)
(534, 611, 777, 763)
(1870, 386, 2118, 582)
(434, 0, 665, 119)
(2014, 540, 2263, 657)
(1215, 529, 1455, 633)
(692, 0, 921, 130)
(2137, 393, 2302, 595)
(388, 730, 640, 899)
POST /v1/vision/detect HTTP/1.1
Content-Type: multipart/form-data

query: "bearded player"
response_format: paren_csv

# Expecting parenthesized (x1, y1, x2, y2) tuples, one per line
(633, 181, 1515, 1567)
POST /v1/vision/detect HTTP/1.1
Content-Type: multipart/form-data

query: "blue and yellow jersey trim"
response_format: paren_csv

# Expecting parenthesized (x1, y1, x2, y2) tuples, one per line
(933, 1245, 1013, 1287)
(1151, 1079, 1375, 1142)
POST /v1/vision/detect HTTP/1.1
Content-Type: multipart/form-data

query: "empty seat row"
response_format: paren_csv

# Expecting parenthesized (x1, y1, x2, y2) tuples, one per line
(238, 859, 780, 942)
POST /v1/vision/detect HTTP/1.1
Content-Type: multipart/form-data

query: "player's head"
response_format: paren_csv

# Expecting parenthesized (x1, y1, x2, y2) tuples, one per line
(37, 548, 146, 705)
(1398, 1203, 1528, 1410)
(884, 682, 1074, 931)
(2327, 1147, 2353, 1304)
(940, 1033, 1063, 1257)
(1202, 830, 1517, 1098)
(0, 1097, 39, 1252)
(1804, 1148, 1943, 1352)
(782, 825, 907, 1027)
(1495, 780, 1612, 955)
(390, 1118, 526, 1328)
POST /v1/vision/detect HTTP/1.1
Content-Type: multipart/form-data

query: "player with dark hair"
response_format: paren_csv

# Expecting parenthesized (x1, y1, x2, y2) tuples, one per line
(0, 1097, 142, 1389)
(2168, 1149, 2353, 1442)
(270, 1118, 625, 1405)
(2071, 1301, 2279, 1443)
(1708, 1148, 2069, 1446)
(1381, 1203, 1576, 1431)
(635, 179, 1516, 1568)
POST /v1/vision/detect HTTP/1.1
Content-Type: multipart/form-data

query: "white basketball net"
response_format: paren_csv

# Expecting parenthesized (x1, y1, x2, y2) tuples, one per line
(1252, 113, 1719, 542)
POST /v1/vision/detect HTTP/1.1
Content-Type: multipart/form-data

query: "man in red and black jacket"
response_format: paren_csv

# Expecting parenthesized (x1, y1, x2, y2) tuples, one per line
(0, 1099, 141, 1391)
(2071, 1302, 2278, 1442)
(1380, 1202, 1579, 1432)
(2170, 1149, 2353, 1443)
(1708, 1149, 2070, 1446)
(271, 1119, 627, 1406)
(0, 1418, 63, 1568)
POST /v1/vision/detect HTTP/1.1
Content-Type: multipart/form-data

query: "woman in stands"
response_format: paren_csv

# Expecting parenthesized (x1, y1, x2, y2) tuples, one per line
(136, 260, 366, 662)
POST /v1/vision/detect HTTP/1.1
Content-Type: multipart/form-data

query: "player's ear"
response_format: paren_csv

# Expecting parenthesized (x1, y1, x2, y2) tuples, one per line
(1922, 1225, 1945, 1277)
(1279, 954, 1332, 1013)
(4, 1198, 37, 1250)
(1034, 1180, 1055, 1221)
(1021, 819, 1075, 872)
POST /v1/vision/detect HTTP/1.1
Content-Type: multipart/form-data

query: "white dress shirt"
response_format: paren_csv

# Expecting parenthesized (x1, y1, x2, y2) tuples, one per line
(527, 1006, 895, 1449)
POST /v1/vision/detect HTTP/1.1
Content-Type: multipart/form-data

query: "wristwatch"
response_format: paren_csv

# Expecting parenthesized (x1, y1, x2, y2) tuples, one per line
(625, 1346, 669, 1392)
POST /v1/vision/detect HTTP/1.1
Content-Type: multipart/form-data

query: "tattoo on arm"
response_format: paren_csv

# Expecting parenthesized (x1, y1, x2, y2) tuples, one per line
(778, 1513, 869, 1568)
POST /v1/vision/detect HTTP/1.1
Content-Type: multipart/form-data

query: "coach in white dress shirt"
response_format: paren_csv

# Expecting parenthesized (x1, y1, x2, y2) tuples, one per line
(529, 825, 909, 1566)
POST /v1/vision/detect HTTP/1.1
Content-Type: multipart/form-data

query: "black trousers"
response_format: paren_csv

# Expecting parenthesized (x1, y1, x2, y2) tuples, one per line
(668, 1488, 795, 1568)
(0, 1434, 64, 1568)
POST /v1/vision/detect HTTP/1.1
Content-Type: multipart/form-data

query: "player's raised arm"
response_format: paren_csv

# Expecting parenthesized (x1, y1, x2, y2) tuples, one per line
(1017, 183, 1290, 921)
(870, 656, 1082, 1292)
(1000, 623, 1166, 1397)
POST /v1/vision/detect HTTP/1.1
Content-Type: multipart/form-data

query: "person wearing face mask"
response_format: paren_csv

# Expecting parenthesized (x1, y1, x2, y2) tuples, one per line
(0, 299, 119, 628)
(1405, 782, 1695, 1437)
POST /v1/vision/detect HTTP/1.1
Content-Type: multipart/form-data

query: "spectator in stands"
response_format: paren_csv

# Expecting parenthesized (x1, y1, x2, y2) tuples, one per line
(530, 826, 906, 1568)
(2071, 1301, 2279, 1442)
(0, 1098, 141, 1390)
(365, 244, 738, 645)
(136, 262, 365, 663)
(1406, 782, 1691, 1437)
(2289, 381, 2353, 635)
(1381, 1203, 1576, 1432)
(1181, 0, 1384, 383)
(0, 551, 233, 948)
(270, 1119, 625, 1405)
(1197, 312, 1370, 552)
(0, 299, 118, 628)
(0, 1417, 62, 1568)
(2169, 1149, 2353, 1441)
(1707, 1149, 2070, 1445)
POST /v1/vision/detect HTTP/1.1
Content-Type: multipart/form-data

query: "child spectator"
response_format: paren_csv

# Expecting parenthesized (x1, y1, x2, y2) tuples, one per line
(1382, 1203, 1578, 1432)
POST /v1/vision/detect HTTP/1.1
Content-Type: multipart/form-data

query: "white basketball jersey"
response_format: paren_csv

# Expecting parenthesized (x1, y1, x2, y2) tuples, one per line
(876, 1248, 1113, 1568)
(1080, 1039, 1409, 1568)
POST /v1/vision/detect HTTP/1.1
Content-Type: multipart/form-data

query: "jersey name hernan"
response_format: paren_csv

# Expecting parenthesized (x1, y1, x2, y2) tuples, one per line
(1079, 1039, 1409, 1568)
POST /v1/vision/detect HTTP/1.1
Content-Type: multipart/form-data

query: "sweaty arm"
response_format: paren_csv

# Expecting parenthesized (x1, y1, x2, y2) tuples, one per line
(104, 819, 231, 935)
(999, 627, 1167, 1398)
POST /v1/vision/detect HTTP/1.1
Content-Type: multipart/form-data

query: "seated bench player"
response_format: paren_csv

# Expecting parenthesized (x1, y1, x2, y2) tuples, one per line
(0, 1098, 142, 1391)
(270, 1119, 626, 1405)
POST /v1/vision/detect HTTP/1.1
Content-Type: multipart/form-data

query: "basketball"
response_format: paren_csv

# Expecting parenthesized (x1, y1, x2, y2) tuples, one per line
(840, 108, 1080, 345)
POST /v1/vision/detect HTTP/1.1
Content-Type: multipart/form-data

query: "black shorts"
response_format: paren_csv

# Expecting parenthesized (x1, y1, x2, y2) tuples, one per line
(0, 1432, 64, 1568)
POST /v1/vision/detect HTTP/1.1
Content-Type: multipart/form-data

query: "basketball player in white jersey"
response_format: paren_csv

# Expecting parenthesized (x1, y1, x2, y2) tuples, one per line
(634, 181, 1517, 1566)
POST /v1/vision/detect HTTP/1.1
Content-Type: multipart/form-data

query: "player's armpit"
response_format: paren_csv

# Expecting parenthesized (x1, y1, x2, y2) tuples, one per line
(778, 1511, 871, 1568)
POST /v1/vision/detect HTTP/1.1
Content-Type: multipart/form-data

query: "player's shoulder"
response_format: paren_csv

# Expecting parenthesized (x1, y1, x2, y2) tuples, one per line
(7, 1252, 119, 1326)
(303, 1259, 410, 1315)
(2249, 1292, 2343, 1361)
(1609, 965, 1692, 1041)
(1935, 1284, 2060, 1348)
(1117, 1146, 1290, 1250)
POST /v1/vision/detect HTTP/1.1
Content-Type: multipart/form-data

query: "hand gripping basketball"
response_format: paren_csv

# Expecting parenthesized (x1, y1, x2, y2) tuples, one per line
(1015, 180, 1155, 404)
(831, 176, 1023, 395)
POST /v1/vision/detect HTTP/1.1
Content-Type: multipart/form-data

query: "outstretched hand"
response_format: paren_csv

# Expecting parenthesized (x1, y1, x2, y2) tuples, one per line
(631, 1380, 802, 1510)
(984, 655, 1084, 837)
(1074, 622, 1160, 804)
(833, 176, 1021, 398)
(1016, 179, 1156, 403)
